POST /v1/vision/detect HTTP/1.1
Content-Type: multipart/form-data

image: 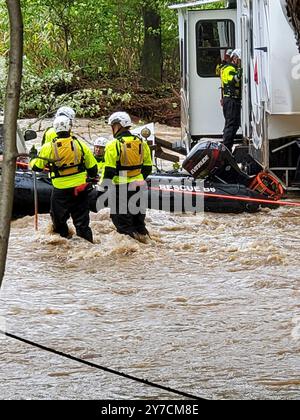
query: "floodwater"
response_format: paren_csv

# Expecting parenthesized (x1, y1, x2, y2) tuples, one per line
(0, 121, 299, 400)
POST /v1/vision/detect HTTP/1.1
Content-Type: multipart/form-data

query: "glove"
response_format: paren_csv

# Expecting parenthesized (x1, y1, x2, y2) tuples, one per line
(29, 145, 38, 160)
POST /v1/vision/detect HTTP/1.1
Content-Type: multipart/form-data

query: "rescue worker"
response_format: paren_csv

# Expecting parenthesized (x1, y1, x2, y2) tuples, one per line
(41, 106, 76, 145)
(93, 137, 109, 174)
(101, 111, 152, 241)
(221, 49, 242, 152)
(31, 115, 98, 243)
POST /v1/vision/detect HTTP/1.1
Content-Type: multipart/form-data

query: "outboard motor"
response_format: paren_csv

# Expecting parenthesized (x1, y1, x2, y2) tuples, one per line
(182, 140, 251, 185)
(182, 140, 285, 200)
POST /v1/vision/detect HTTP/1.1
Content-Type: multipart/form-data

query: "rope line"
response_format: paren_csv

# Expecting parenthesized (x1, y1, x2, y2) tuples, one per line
(149, 186, 300, 208)
(0, 330, 205, 401)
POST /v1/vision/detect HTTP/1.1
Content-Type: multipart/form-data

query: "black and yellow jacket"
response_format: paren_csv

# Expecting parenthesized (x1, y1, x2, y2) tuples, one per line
(42, 127, 75, 146)
(95, 157, 105, 174)
(31, 135, 98, 189)
(221, 63, 242, 100)
(101, 131, 152, 185)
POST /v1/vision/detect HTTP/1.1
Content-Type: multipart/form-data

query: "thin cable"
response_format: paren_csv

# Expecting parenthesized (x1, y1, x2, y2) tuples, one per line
(0, 330, 205, 401)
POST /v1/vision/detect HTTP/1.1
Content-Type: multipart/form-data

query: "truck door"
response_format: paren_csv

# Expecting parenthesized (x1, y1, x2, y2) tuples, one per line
(178, 9, 190, 150)
(188, 8, 238, 140)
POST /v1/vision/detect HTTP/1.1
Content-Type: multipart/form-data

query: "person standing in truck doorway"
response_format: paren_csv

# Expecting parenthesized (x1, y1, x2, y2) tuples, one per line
(221, 49, 242, 153)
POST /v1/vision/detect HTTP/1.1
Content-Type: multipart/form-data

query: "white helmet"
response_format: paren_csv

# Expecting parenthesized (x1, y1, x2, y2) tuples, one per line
(108, 111, 132, 128)
(55, 106, 76, 121)
(53, 115, 71, 133)
(94, 137, 109, 147)
(231, 49, 242, 60)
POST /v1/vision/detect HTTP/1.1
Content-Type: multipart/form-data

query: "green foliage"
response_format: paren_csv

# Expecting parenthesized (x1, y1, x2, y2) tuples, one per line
(0, 0, 225, 77)
(0, 0, 226, 118)
(13, 64, 133, 118)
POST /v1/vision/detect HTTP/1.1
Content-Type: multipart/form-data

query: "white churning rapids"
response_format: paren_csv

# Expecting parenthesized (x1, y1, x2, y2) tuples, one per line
(0, 121, 299, 400)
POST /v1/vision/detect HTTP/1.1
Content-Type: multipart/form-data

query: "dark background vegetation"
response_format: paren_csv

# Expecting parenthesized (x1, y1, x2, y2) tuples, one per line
(0, 0, 225, 125)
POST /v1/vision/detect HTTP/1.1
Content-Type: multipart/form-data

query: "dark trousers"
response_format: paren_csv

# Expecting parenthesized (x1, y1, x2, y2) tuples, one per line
(110, 185, 148, 237)
(223, 97, 241, 152)
(50, 187, 93, 243)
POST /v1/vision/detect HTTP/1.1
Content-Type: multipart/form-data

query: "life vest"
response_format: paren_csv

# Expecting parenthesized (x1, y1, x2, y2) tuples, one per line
(117, 135, 144, 177)
(222, 64, 242, 99)
(51, 136, 85, 178)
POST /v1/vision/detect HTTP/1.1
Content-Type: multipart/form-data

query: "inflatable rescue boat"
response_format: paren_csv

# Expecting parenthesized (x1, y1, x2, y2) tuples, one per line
(11, 141, 284, 218)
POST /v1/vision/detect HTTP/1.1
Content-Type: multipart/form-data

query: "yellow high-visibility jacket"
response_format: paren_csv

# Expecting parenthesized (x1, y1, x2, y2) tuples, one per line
(42, 127, 75, 145)
(31, 136, 98, 189)
(96, 159, 105, 174)
(101, 132, 152, 185)
(221, 64, 242, 99)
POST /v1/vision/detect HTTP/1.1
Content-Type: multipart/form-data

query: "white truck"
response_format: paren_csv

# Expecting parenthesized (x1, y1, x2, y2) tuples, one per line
(170, 0, 300, 190)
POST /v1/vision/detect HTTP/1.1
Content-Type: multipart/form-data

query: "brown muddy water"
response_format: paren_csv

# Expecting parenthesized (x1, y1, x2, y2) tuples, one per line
(0, 120, 299, 400)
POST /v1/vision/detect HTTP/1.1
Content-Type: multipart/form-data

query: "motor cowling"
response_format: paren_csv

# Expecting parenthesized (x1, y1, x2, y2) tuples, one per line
(182, 140, 251, 186)
(182, 141, 226, 179)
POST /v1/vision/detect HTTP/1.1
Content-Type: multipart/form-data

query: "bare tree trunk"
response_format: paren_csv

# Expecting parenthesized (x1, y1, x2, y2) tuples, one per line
(141, 1, 163, 88)
(0, 0, 23, 288)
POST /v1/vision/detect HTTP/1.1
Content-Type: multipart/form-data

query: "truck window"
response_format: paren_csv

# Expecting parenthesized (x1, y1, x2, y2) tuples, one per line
(196, 19, 235, 78)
